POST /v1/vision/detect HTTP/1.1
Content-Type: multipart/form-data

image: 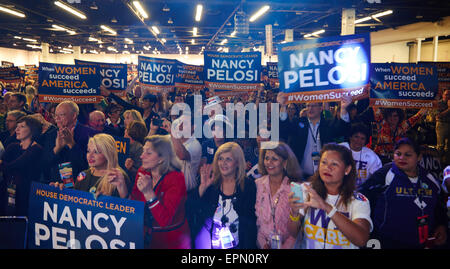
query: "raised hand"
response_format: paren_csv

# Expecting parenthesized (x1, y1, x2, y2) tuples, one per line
(199, 164, 214, 197)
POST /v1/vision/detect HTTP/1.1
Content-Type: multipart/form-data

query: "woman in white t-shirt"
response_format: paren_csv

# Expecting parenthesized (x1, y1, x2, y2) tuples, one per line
(287, 143, 373, 249)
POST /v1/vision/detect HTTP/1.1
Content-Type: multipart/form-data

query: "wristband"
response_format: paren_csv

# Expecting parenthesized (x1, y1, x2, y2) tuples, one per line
(327, 205, 338, 218)
(289, 213, 300, 222)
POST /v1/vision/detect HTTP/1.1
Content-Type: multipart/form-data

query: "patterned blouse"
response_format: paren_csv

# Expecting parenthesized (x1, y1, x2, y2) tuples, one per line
(373, 108, 425, 158)
(255, 175, 296, 249)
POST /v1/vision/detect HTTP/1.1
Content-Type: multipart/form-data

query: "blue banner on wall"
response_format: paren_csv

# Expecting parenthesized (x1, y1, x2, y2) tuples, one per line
(75, 59, 128, 97)
(277, 33, 371, 103)
(204, 51, 261, 94)
(28, 182, 144, 249)
(138, 56, 177, 91)
(370, 63, 438, 108)
(38, 62, 101, 103)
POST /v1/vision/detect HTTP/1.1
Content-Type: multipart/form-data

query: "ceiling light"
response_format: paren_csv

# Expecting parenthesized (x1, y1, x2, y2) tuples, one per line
(304, 29, 325, 38)
(101, 25, 117, 35)
(54, 1, 87, 20)
(152, 26, 160, 35)
(22, 37, 37, 42)
(355, 10, 393, 24)
(230, 31, 236, 37)
(14, 36, 22, 39)
(60, 50, 71, 54)
(124, 44, 128, 48)
(218, 47, 223, 52)
(220, 39, 228, 45)
(249, 5, 270, 22)
(0, 5, 26, 18)
(191, 39, 195, 45)
(162, 4, 170, 12)
(124, 38, 133, 44)
(193, 27, 198, 36)
(52, 24, 76, 35)
(62, 47, 74, 52)
(26, 44, 41, 49)
(90, 2, 98, 10)
(168, 18, 173, 24)
(89, 36, 99, 42)
(90, 49, 99, 54)
(133, 1, 149, 19)
(161, 38, 166, 43)
(195, 4, 203, 22)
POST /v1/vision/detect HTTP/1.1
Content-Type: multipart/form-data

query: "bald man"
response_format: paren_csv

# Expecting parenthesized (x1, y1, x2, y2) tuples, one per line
(41, 101, 98, 183)
(89, 110, 106, 132)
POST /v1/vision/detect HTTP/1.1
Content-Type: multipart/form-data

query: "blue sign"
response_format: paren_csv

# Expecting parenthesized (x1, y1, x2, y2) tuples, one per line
(370, 63, 438, 108)
(277, 33, 370, 103)
(175, 62, 204, 89)
(113, 135, 130, 170)
(38, 62, 101, 103)
(267, 62, 278, 79)
(75, 59, 127, 95)
(28, 182, 144, 249)
(138, 56, 177, 88)
(204, 51, 261, 92)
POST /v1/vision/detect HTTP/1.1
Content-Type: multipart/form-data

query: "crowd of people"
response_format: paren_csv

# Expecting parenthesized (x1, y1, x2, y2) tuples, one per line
(0, 74, 449, 249)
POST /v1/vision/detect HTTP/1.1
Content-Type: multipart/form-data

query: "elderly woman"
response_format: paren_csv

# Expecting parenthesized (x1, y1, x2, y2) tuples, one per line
(360, 138, 448, 249)
(129, 135, 191, 249)
(188, 142, 257, 249)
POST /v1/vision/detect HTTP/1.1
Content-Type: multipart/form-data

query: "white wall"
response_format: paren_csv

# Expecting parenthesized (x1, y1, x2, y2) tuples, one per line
(371, 41, 410, 63)
(409, 39, 450, 62)
(0, 47, 40, 66)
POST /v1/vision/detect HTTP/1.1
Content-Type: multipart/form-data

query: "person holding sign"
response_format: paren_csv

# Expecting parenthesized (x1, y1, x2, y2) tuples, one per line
(287, 143, 372, 249)
(50, 133, 130, 198)
(188, 142, 257, 249)
(278, 92, 352, 181)
(0, 115, 43, 216)
(373, 107, 428, 164)
(129, 135, 191, 249)
(255, 141, 302, 249)
(359, 138, 448, 248)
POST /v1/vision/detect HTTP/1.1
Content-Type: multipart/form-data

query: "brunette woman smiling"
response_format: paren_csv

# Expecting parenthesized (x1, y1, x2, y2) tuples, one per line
(288, 143, 372, 249)
(0, 115, 43, 216)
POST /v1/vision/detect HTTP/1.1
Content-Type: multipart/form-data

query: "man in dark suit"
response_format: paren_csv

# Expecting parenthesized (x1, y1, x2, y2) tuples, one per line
(278, 92, 352, 180)
(41, 101, 98, 183)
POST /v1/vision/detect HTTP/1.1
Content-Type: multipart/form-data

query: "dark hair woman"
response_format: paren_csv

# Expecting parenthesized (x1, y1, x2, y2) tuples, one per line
(359, 138, 448, 248)
(0, 115, 43, 216)
(288, 143, 372, 249)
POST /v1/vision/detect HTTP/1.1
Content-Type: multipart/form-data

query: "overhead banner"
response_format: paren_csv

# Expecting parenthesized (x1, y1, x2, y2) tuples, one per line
(28, 182, 144, 249)
(277, 33, 371, 103)
(0, 66, 22, 83)
(138, 56, 177, 92)
(175, 62, 204, 90)
(204, 51, 262, 95)
(370, 63, 438, 108)
(75, 59, 128, 97)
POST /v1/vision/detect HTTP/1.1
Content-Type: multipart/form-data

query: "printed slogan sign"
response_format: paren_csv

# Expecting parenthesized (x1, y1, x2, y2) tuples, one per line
(75, 59, 128, 97)
(113, 136, 130, 169)
(370, 63, 438, 108)
(277, 33, 371, 104)
(204, 51, 261, 96)
(38, 62, 101, 103)
(28, 182, 144, 249)
(267, 62, 278, 80)
(138, 56, 177, 92)
(0, 66, 22, 83)
(175, 62, 204, 90)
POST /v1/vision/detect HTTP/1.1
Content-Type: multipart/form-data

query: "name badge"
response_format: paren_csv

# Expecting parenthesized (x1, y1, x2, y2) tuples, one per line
(312, 151, 320, 171)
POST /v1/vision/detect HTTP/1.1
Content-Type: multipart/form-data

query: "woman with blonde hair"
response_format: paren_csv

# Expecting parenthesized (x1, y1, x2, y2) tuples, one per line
(255, 141, 302, 249)
(188, 142, 257, 249)
(123, 109, 145, 129)
(128, 135, 191, 249)
(50, 133, 130, 198)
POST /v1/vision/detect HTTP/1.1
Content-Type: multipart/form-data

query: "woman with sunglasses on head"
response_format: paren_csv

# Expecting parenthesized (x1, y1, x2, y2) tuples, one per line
(359, 137, 448, 249)
(188, 142, 257, 249)
(288, 143, 372, 249)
